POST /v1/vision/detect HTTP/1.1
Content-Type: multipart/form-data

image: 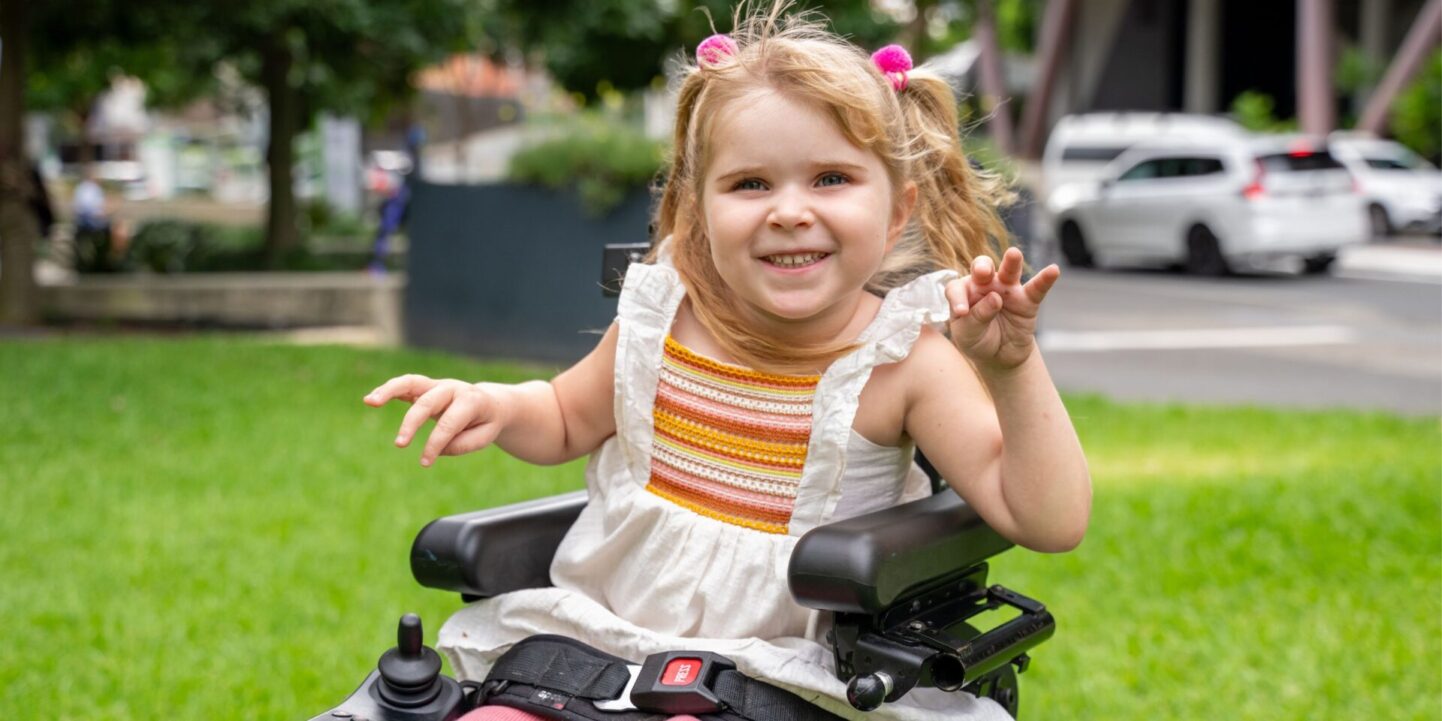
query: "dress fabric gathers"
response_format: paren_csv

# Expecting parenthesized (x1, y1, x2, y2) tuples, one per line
(647, 336, 820, 535)
(437, 258, 1012, 721)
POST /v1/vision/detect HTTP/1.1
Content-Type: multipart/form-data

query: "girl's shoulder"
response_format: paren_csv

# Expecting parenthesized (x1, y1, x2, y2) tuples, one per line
(876, 324, 972, 397)
(855, 324, 970, 446)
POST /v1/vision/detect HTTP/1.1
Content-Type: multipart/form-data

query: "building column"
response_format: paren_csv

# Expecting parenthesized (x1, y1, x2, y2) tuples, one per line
(1297, 0, 1336, 135)
(1019, 0, 1079, 159)
(1357, 0, 1394, 108)
(1185, 0, 1221, 113)
(975, 0, 1015, 155)
(1358, 0, 1442, 134)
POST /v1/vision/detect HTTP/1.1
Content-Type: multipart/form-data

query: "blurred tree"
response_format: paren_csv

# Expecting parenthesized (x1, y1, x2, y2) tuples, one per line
(187, 0, 486, 265)
(478, 0, 899, 100)
(2, 0, 203, 324)
(890, 0, 1039, 62)
(26, 2, 214, 164)
(0, 0, 38, 324)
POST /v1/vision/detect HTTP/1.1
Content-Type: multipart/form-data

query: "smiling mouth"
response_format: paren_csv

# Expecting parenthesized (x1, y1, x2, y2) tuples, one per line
(762, 252, 830, 269)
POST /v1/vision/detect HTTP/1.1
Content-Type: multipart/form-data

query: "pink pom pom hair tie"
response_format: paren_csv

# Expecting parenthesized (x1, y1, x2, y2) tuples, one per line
(871, 44, 912, 91)
(697, 34, 739, 68)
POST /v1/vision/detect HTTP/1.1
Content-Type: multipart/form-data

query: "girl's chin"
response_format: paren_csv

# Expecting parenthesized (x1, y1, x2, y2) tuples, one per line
(752, 294, 846, 324)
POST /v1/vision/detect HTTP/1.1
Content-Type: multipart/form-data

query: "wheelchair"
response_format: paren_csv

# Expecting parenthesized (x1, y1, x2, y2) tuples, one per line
(310, 247, 1058, 721)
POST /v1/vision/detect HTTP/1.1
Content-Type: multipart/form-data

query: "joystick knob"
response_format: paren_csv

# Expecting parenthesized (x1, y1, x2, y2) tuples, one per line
(846, 671, 893, 712)
(376, 613, 443, 707)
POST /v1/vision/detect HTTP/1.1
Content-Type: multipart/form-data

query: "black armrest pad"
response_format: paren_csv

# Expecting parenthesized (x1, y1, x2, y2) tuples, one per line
(410, 490, 588, 598)
(788, 492, 1014, 614)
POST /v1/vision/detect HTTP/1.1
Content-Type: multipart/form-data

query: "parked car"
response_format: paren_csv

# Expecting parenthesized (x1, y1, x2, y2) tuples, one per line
(1051, 136, 1367, 275)
(1036, 113, 1248, 258)
(1329, 133, 1442, 237)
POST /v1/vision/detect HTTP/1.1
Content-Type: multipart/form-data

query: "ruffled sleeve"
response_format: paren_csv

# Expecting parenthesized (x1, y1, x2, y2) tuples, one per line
(787, 270, 959, 535)
(612, 258, 687, 486)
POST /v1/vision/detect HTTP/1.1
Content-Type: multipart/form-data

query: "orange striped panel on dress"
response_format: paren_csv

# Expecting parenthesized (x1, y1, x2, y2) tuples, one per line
(646, 336, 819, 535)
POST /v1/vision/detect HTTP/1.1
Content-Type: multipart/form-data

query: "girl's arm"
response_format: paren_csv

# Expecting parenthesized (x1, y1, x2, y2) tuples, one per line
(365, 322, 618, 466)
(904, 249, 1091, 552)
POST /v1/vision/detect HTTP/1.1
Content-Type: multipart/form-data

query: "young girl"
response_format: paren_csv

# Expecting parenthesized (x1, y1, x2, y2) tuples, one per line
(364, 7, 1090, 720)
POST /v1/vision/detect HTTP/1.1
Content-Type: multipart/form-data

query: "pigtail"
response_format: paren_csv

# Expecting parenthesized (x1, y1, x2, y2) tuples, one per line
(888, 71, 1013, 279)
(650, 71, 705, 255)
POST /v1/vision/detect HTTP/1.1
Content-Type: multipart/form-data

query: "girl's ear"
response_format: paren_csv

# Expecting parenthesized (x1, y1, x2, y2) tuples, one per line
(886, 181, 919, 251)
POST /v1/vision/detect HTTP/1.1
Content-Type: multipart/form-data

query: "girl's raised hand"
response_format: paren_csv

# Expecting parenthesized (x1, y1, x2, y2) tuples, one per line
(946, 247, 1061, 373)
(364, 374, 508, 466)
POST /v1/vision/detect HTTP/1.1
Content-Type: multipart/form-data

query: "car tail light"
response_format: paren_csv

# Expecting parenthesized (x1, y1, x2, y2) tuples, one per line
(1242, 159, 1266, 200)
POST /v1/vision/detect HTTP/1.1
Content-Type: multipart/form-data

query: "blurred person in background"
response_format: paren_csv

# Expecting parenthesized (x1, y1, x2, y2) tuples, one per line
(72, 166, 107, 236)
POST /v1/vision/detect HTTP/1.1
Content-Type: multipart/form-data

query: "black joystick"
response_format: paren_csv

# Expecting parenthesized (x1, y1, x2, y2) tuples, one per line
(309, 613, 466, 721)
(846, 671, 893, 712)
(376, 613, 444, 707)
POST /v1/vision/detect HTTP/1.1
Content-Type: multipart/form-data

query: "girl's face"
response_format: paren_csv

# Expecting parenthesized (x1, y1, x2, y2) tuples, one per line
(701, 89, 915, 338)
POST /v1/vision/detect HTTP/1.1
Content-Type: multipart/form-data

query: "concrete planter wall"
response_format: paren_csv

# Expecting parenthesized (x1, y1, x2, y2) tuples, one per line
(404, 182, 652, 364)
(41, 272, 403, 342)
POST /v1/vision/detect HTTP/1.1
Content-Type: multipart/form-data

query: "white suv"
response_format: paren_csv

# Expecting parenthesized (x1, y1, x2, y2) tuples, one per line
(1035, 113, 1249, 263)
(1329, 133, 1442, 236)
(1052, 136, 1367, 274)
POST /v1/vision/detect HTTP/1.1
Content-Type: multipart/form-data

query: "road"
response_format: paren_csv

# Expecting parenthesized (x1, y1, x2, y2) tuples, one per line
(1038, 256, 1441, 416)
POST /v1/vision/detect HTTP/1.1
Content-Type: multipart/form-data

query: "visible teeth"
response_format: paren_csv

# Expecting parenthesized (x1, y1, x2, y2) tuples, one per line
(767, 252, 826, 268)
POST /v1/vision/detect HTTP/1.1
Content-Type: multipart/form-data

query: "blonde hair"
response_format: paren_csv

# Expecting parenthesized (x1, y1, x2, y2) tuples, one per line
(651, 2, 1012, 374)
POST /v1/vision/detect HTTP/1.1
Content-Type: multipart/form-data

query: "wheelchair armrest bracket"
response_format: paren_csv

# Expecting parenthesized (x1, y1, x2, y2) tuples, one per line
(830, 562, 1055, 711)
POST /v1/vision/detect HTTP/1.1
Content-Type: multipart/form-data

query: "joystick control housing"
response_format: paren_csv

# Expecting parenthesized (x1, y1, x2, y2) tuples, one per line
(308, 614, 468, 721)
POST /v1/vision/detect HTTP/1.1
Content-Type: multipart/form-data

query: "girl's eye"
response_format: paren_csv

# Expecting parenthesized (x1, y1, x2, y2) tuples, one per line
(733, 178, 767, 191)
(817, 173, 849, 187)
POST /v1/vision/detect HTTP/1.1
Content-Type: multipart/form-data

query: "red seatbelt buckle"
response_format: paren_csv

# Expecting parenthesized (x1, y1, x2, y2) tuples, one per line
(629, 651, 736, 714)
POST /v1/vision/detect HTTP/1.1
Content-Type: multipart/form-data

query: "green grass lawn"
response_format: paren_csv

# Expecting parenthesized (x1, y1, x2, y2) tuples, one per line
(1, 337, 1437, 720)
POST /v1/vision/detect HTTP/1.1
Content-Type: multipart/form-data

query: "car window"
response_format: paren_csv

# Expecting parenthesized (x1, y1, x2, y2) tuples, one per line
(1258, 151, 1345, 172)
(1180, 157, 1225, 176)
(1118, 156, 1225, 181)
(1363, 156, 1420, 171)
(1062, 146, 1130, 162)
(1117, 159, 1162, 181)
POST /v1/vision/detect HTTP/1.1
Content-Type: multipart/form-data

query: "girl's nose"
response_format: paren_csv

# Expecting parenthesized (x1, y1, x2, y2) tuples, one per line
(767, 187, 815, 231)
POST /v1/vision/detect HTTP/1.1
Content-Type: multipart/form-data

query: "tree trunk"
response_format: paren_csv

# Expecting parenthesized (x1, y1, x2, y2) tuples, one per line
(897, 0, 937, 60)
(261, 37, 301, 267)
(0, 0, 41, 326)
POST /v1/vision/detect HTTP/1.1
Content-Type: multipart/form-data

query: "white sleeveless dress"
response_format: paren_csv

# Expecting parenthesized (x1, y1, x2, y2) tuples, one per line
(438, 260, 1012, 721)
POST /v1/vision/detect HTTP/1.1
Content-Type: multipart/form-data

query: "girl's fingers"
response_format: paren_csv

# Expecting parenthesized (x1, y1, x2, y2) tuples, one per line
(364, 374, 434, 406)
(440, 422, 503, 458)
(1023, 264, 1062, 305)
(421, 389, 498, 467)
(996, 247, 1025, 286)
(396, 384, 455, 447)
(951, 291, 1004, 346)
(945, 278, 971, 318)
(969, 254, 994, 287)
(421, 396, 486, 466)
(970, 291, 1005, 325)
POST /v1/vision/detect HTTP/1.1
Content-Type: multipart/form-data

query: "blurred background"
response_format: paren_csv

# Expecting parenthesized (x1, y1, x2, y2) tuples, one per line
(0, 1, 1438, 720)
(1, 0, 1438, 412)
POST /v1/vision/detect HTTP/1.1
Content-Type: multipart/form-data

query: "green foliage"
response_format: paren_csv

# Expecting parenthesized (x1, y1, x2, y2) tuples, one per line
(507, 113, 665, 215)
(0, 339, 1437, 719)
(1229, 90, 1298, 134)
(1390, 50, 1442, 162)
(1335, 44, 1381, 96)
(992, 0, 1040, 53)
(90, 218, 392, 274)
(483, 0, 898, 99)
(903, 0, 1042, 60)
(25, 2, 215, 115)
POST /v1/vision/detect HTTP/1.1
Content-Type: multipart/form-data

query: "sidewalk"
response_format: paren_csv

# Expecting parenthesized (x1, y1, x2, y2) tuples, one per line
(1335, 238, 1442, 282)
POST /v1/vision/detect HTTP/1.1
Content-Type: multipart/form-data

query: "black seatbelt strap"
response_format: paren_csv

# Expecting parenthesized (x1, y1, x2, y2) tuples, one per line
(482, 635, 846, 721)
